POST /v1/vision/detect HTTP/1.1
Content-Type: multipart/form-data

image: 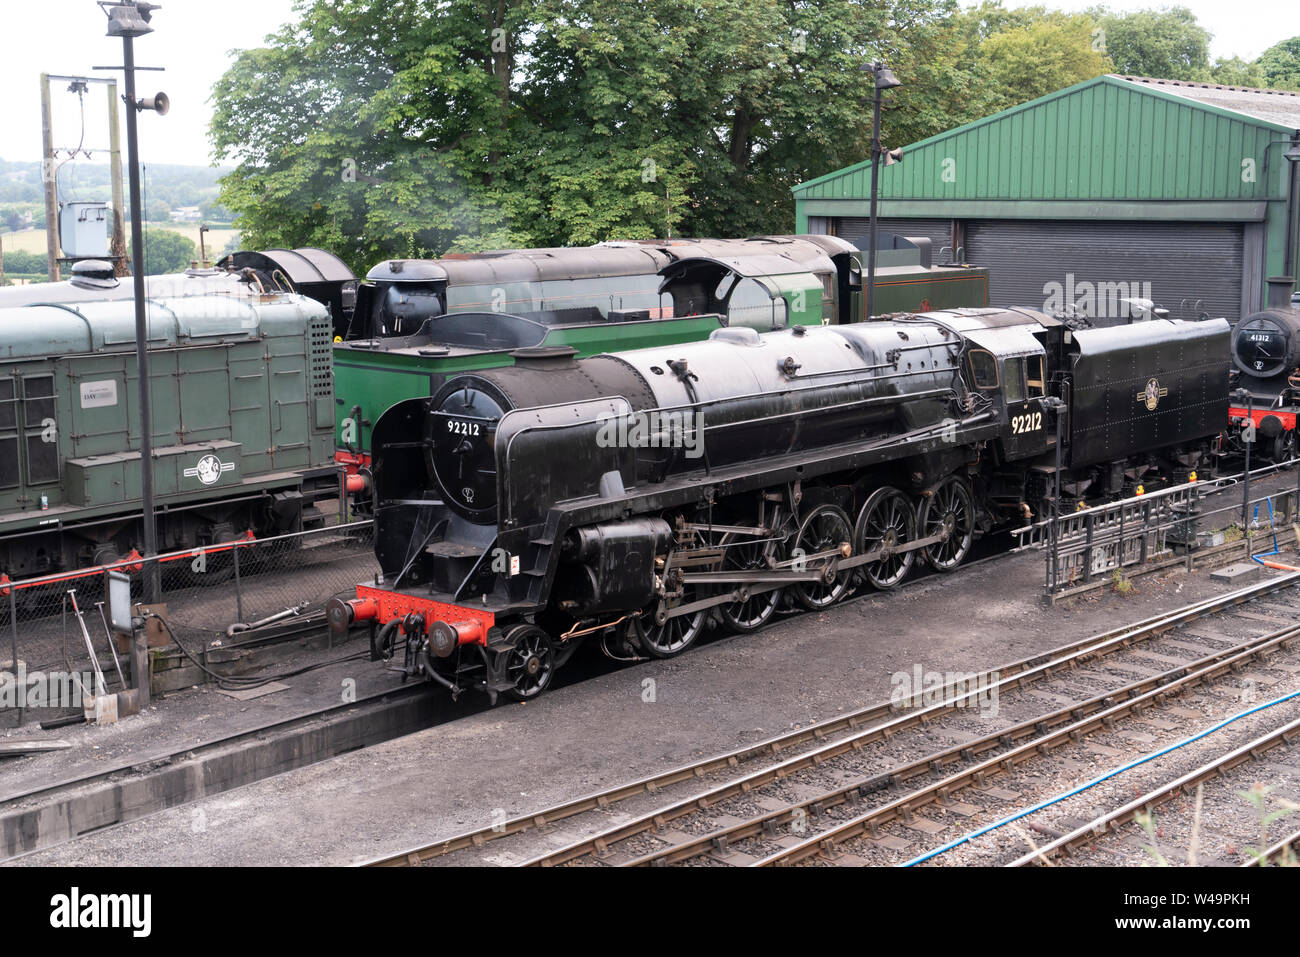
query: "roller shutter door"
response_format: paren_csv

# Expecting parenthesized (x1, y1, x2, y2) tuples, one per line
(964, 220, 1244, 322)
(832, 217, 954, 256)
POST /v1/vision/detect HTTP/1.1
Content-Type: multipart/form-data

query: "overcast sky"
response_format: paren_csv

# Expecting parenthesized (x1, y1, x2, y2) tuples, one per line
(0, 0, 1294, 172)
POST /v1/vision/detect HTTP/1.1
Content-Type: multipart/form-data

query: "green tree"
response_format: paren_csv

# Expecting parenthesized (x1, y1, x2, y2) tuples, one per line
(1093, 6, 1211, 80)
(1211, 56, 1266, 88)
(209, 0, 978, 263)
(136, 229, 197, 275)
(146, 199, 172, 222)
(955, 4, 1111, 112)
(199, 200, 234, 223)
(0, 250, 47, 274)
(1258, 37, 1300, 91)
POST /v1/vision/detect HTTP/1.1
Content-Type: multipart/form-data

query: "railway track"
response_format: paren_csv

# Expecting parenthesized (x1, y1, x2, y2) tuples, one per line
(1007, 713, 1300, 867)
(1244, 825, 1300, 866)
(364, 570, 1300, 867)
(763, 641, 1300, 867)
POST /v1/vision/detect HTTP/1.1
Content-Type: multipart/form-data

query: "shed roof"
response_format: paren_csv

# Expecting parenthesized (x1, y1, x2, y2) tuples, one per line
(1110, 75, 1300, 130)
(793, 74, 1296, 216)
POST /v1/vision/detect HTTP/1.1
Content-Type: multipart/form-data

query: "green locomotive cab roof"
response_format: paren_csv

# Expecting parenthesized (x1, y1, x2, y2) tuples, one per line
(0, 292, 330, 359)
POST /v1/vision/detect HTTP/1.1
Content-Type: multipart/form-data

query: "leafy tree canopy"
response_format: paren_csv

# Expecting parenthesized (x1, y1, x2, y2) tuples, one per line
(1258, 37, 1300, 91)
(1090, 6, 1212, 80)
(208, 1, 1293, 263)
(1210, 56, 1266, 88)
(955, 4, 1112, 112)
(136, 229, 196, 275)
(210, 0, 982, 267)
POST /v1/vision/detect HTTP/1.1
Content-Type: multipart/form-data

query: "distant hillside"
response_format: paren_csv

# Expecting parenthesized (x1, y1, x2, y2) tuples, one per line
(0, 158, 233, 225)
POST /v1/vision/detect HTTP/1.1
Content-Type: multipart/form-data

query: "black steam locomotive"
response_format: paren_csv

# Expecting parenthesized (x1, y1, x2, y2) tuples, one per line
(330, 307, 1229, 702)
(1228, 276, 1300, 461)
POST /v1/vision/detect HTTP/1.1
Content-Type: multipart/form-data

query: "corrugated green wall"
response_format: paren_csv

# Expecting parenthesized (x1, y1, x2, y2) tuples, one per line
(796, 76, 1290, 205)
(794, 74, 1298, 280)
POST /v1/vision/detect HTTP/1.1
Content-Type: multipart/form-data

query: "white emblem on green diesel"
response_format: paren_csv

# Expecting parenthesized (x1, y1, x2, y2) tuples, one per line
(185, 453, 235, 486)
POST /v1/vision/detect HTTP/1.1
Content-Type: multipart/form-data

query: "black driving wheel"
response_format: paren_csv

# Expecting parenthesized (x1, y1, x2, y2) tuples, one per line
(637, 584, 706, 658)
(917, 476, 975, 572)
(791, 504, 854, 611)
(717, 532, 784, 633)
(854, 486, 917, 589)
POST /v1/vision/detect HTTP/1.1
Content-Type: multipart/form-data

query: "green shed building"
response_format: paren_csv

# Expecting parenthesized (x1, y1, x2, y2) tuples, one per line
(793, 75, 1300, 322)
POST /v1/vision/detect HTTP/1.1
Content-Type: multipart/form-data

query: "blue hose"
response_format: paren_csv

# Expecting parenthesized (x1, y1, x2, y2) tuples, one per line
(1249, 495, 1281, 564)
(900, 684, 1300, 866)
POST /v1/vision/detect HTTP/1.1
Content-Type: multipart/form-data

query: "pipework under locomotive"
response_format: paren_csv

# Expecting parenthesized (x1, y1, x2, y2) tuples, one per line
(330, 307, 1227, 702)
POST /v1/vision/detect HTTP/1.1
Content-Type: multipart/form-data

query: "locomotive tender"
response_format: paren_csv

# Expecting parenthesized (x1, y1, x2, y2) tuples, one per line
(332, 306, 1228, 702)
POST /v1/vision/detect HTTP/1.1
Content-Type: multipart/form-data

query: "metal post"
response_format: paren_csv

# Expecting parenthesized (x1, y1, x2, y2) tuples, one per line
(8, 586, 20, 727)
(1285, 136, 1299, 281)
(1083, 512, 1094, 583)
(120, 34, 160, 604)
(130, 621, 150, 710)
(107, 80, 127, 277)
(1243, 392, 1253, 531)
(866, 87, 882, 321)
(1049, 403, 1063, 596)
(40, 74, 61, 283)
(232, 542, 244, 624)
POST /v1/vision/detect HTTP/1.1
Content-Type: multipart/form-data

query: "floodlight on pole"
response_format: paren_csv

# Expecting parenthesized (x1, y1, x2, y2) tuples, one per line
(98, 0, 165, 601)
(858, 61, 903, 320)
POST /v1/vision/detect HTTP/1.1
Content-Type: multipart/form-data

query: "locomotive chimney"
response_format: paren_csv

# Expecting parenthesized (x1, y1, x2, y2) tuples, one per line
(1266, 276, 1295, 309)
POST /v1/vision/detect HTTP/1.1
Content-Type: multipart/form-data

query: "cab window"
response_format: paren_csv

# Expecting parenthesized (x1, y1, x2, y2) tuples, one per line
(968, 349, 998, 389)
(1003, 357, 1025, 403)
(726, 278, 786, 331)
(1026, 355, 1045, 398)
(817, 272, 834, 304)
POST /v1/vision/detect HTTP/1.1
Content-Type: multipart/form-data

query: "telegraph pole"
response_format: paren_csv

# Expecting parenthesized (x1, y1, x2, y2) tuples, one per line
(107, 80, 127, 276)
(40, 74, 61, 282)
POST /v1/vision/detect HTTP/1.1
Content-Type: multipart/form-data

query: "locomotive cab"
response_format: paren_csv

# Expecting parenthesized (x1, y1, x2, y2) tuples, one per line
(953, 320, 1058, 464)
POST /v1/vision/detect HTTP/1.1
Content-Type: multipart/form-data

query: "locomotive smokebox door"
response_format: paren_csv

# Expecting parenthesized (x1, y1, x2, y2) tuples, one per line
(428, 387, 502, 523)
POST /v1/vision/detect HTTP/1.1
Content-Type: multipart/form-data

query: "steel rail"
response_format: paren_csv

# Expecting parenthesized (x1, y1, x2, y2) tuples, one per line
(750, 623, 1300, 867)
(1010, 715, 1300, 867)
(622, 620, 1300, 867)
(363, 571, 1300, 867)
(1242, 825, 1300, 867)
(517, 591, 1300, 866)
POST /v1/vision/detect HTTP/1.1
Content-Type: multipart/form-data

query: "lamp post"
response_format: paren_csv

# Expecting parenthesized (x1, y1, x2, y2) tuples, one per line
(860, 60, 901, 320)
(100, 1, 167, 601)
(1284, 134, 1300, 282)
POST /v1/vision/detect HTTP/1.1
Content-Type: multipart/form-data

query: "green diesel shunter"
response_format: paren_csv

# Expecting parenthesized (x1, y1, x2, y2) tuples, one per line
(0, 284, 339, 579)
